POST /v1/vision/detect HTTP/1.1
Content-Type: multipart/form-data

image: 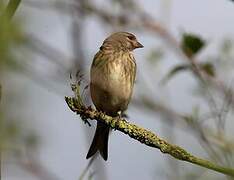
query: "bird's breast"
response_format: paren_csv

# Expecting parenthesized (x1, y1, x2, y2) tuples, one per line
(102, 55, 134, 90)
(90, 52, 136, 113)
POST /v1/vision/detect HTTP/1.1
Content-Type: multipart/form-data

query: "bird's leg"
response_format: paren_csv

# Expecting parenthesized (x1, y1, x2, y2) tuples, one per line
(113, 111, 123, 131)
(80, 115, 91, 126)
(117, 111, 122, 119)
(80, 105, 92, 126)
(121, 112, 128, 119)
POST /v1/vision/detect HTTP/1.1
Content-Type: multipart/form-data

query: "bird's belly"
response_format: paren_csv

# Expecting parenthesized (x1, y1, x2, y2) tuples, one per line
(91, 64, 134, 115)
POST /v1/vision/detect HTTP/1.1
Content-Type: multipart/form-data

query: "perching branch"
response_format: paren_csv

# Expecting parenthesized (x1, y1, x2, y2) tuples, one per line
(65, 84, 234, 177)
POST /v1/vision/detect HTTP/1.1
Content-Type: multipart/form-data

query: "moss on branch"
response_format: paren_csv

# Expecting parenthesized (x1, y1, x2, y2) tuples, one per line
(65, 84, 234, 177)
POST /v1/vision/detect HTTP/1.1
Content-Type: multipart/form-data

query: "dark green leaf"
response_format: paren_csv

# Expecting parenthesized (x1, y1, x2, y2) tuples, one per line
(181, 33, 206, 57)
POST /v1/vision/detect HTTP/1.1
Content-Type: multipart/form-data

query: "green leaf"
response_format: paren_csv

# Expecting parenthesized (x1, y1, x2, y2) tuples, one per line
(200, 62, 215, 77)
(181, 33, 206, 57)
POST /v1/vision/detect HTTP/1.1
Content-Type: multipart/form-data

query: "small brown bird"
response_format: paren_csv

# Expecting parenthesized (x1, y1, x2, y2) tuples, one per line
(86, 32, 143, 160)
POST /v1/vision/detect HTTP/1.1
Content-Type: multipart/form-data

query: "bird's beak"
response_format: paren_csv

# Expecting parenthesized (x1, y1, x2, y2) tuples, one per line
(135, 41, 144, 48)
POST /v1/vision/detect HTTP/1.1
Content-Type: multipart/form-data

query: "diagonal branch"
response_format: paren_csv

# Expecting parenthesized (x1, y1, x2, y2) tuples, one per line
(65, 88, 234, 177)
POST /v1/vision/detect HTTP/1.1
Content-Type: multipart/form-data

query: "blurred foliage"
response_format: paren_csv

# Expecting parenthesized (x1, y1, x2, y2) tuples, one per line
(1, 0, 22, 19)
(162, 32, 215, 84)
(161, 64, 191, 84)
(0, 0, 38, 165)
(181, 33, 206, 58)
(200, 62, 215, 77)
(147, 47, 164, 65)
(0, 115, 20, 150)
(183, 106, 200, 126)
(221, 39, 233, 55)
(162, 62, 215, 84)
(0, 15, 25, 69)
(0, 1, 22, 153)
(219, 38, 234, 63)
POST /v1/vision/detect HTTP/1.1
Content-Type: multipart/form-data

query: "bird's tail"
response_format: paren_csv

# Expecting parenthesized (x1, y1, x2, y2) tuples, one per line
(86, 122, 109, 160)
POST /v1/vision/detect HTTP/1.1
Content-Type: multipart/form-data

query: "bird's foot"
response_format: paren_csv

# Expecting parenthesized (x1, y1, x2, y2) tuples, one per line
(112, 111, 123, 131)
(80, 112, 91, 127)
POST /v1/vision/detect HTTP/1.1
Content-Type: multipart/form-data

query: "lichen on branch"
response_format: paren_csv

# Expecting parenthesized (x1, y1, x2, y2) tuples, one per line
(65, 83, 234, 177)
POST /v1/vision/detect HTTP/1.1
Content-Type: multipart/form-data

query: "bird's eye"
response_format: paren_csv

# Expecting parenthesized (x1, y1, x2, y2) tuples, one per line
(127, 35, 135, 40)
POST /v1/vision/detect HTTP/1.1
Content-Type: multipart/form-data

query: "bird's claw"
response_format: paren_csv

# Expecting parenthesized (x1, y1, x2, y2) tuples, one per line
(112, 111, 122, 131)
(80, 113, 91, 127)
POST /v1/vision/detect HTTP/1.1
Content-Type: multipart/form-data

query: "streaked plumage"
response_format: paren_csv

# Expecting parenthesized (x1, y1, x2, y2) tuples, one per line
(86, 32, 143, 160)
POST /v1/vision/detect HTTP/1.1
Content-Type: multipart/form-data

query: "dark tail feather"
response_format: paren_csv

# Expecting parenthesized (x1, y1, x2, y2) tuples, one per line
(86, 122, 109, 160)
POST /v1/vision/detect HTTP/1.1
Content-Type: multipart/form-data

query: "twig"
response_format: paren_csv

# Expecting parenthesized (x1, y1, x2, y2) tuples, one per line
(79, 156, 96, 180)
(65, 95, 234, 177)
(19, 160, 61, 180)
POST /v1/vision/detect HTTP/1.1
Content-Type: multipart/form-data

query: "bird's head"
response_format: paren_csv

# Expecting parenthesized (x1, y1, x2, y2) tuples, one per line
(101, 32, 143, 51)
